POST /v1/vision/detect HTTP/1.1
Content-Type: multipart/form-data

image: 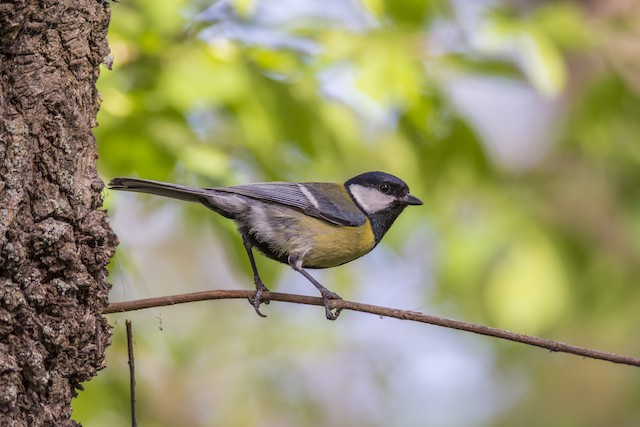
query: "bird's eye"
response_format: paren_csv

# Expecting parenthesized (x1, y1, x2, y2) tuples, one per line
(379, 183, 390, 193)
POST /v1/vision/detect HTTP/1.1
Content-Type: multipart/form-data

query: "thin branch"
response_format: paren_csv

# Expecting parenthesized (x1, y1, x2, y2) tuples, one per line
(125, 320, 137, 427)
(105, 290, 640, 368)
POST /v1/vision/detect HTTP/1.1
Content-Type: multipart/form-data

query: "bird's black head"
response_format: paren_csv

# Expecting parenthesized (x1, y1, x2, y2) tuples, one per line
(344, 171, 422, 243)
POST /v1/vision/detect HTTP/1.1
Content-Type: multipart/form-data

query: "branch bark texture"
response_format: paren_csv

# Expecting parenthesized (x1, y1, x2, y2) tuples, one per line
(0, 1, 117, 425)
(106, 290, 640, 368)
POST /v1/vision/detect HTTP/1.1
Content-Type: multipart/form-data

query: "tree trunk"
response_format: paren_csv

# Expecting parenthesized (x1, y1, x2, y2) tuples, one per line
(0, 1, 117, 426)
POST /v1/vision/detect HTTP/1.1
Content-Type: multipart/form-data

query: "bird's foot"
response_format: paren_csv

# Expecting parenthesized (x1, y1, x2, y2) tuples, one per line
(248, 280, 270, 318)
(320, 290, 343, 321)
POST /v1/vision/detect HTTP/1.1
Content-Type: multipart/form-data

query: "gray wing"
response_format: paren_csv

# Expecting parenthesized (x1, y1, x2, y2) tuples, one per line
(210, 182, 366, 226)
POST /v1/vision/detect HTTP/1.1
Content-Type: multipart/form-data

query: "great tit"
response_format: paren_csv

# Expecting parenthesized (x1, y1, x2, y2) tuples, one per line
(108, 171, 422, 320)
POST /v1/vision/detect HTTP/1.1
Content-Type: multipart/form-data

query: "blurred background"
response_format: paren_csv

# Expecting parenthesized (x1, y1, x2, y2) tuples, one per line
(74, 0, 640, 425)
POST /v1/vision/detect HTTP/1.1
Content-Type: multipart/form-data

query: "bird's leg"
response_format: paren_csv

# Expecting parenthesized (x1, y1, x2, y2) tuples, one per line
(243, 236, 269, 317)
(288, 256, 343, 320)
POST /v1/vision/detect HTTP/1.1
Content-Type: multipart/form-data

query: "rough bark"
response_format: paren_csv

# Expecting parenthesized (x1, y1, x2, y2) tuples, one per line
(0, 1, 117, 426)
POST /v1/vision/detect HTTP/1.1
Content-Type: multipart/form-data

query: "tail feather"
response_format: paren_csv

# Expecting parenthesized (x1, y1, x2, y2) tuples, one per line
(108, 177, 211, 203)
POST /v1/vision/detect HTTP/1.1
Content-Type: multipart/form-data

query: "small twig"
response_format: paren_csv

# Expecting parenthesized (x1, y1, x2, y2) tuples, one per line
(125, 320, 137, 427)
(105, 290, 640, 368)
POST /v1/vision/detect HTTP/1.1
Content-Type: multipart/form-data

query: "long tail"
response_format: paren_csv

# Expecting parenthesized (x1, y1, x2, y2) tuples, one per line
(108, 177, 212, 203)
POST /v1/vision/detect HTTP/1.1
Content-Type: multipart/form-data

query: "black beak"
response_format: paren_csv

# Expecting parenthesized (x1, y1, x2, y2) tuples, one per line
(402, 193, 423, 206)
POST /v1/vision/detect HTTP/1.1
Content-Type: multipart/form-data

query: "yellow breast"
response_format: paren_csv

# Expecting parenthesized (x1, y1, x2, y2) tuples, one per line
(245, 204, 376, 269)
(300, 215, 376, 268)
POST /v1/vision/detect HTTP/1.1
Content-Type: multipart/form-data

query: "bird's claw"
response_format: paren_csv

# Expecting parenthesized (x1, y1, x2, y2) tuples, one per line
(321, 291, 343, 321)
(249, 277, 343, 320)
(248, 281, 270, 318)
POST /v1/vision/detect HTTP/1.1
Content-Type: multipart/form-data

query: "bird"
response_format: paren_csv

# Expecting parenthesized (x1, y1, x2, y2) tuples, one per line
(108, 171, 422, 320)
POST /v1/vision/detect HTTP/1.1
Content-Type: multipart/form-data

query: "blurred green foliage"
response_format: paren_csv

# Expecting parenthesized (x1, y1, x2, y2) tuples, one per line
(80, 0, 640, 426)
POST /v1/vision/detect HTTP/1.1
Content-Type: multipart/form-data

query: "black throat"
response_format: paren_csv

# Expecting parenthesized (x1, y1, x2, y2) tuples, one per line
(367, 204, 407, 244)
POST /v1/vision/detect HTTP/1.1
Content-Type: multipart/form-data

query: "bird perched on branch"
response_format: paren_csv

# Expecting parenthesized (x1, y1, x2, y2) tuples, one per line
(109, 171, 422, 320)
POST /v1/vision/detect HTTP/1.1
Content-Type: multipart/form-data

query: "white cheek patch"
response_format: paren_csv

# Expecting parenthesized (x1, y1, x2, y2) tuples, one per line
(348, 184, 396, 213)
